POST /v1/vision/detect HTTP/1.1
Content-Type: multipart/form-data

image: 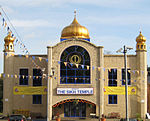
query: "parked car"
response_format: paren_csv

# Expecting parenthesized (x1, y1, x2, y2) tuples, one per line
(0, 115, 4, 119)
(8, 114, 27, 121)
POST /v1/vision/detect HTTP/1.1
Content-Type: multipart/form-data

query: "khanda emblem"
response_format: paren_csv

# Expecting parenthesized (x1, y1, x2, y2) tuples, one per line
(69, 54, 81, 64)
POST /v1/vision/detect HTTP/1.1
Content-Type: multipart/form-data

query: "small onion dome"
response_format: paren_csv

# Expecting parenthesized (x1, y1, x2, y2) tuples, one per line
(136, 31, 146, 42)
(60, 17, 90, 41)
(4, 32, 15, 43)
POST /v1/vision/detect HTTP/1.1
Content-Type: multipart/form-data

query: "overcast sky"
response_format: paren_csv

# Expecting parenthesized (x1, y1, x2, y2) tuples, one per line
(0, 0, 150, 73)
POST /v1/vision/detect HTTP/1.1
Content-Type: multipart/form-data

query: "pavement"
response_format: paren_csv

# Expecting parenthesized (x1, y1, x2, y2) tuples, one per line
(1, 118, 150, 121)
(50, 118, 119, 121)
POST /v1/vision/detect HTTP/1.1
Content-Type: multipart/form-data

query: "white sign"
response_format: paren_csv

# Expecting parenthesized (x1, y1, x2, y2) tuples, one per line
(5, 98, 8, 102)
(57, 88, 93, 95)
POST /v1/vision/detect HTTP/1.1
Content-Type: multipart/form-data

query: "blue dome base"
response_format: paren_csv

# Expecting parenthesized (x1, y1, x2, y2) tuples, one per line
(60, 38, 90, 42)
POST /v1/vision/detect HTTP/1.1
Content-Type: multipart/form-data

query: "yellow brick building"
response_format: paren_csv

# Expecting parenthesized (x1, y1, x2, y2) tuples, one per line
(2, 14, 147, 120)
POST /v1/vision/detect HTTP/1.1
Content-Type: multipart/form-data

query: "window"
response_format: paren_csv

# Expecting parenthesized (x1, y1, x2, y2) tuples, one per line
(60, 46, 90, 84)
(108, 69, 117, 86)
(33, 69, 42, 86)
(122, 69, 131, 85)
(141, 45, 143, 49)
(108, 95, 117, 104)
(19, 69, 28, 85)
(10, 45, 12, 49)
(6, 45, 8, 49)
(33, 95, 42, 104)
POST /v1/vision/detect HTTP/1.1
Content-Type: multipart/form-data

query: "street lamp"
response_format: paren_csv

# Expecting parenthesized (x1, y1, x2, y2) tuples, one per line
(50, 67, 55, 77)
(117, 45, 133, 121)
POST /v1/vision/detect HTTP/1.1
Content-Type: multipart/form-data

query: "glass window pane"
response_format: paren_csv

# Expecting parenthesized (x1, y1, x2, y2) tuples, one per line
(67, 78, 75, 83)
(85, 78, 90, 84)
(67, 70, 75, 76)
(64, 103, 69, 117)
(109, 95, 112, 104)
(33, 69, 42, 86)
(113, 80, 117, 86)
(85, 70, 90, 76)
(76, 70, 84, 76)
(114, 95, 117, 104)
(33, 95, 42, 104)
(60, 77, 66, 84)
(108, 80, 113, 86)
(60, 69, 66, 76)
(122, 69, 131, 85)
(108, 69, 117, 86)
(19, 69, 28, 85)
(81, 103, 86, 117)
(109, 95, 117, 104)
(85, 61, 90, 65)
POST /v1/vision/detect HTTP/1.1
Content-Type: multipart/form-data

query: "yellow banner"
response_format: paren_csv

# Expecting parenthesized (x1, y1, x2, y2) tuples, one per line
(13, 86, 47, 95)
(104, 86, 136, 95)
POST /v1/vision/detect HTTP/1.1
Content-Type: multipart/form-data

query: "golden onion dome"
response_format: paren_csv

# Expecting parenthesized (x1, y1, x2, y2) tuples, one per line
(136, 31, 146, 42)
(4, 32, 15, 43)
(61, 16, 90, 40)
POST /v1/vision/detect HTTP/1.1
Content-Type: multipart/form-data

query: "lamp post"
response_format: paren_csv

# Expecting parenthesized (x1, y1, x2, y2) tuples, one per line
(117, 45, 133, 121)
(47, 67, 55, 121)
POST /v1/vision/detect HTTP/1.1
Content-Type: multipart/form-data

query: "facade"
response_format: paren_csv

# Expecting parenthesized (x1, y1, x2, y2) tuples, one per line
(147, 70, 150, 114)
(0, 74, 3, 113)
(147, 83, 150, 114)
(3, 15, 147, 120)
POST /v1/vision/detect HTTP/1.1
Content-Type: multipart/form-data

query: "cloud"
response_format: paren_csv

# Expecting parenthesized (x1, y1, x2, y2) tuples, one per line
(92, 35, 136, 53)
(23, 32, 37, 40)
(0, 0, 143, 8)
(70, 0, 142, 8)
(2, 6, 15, 14)
(0, 52, 3, 73)
(0, 53, 2, 59)
(11, 19, 56, 28)
(93, 35, 127, 45)
(84, 14, 150, 26)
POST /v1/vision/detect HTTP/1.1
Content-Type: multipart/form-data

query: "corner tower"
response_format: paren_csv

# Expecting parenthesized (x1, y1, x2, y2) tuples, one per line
(60, 11, 90, 41)
(3, 33, 15, 115)
(136, 31, 147, 118)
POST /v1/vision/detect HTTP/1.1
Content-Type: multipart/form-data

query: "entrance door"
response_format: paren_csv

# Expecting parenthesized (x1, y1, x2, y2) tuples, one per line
(64, 102, 86, 117)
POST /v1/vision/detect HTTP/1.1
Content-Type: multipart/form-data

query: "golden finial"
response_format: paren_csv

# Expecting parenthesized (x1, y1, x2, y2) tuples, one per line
(74, 9, 76, 18)
(139, 26, 142, 33)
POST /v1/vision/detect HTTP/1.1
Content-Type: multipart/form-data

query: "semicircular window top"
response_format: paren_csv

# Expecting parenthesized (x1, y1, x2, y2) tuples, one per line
(60, 46, 90, 84)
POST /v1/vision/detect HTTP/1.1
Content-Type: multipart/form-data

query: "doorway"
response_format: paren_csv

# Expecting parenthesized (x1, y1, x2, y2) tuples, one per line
(64, 102, 86, 117)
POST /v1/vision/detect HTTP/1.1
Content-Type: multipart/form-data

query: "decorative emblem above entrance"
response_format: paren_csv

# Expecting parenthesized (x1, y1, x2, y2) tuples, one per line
(69, 54, 81, 64)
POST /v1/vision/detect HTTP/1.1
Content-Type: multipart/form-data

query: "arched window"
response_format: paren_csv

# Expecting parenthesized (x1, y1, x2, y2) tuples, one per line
(141, 45, 143, 49)
(60, 46, 90, 84)
(10, 45, 12, 50)
(6, 45, 9, 49)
